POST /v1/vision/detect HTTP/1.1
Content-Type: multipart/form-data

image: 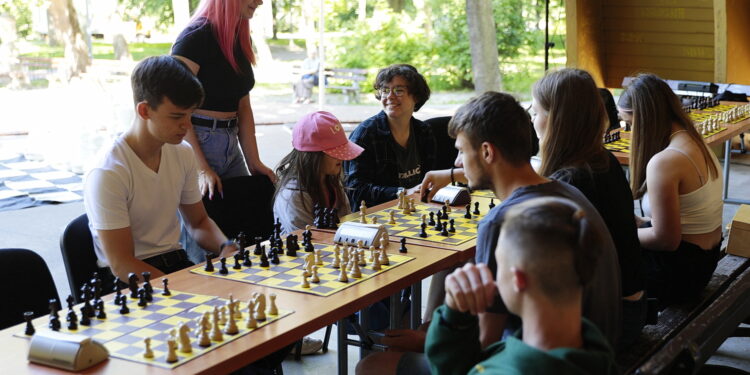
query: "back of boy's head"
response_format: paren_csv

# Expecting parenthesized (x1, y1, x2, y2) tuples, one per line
(448, 91, 534, 166)
(131, 55, 204, 109)
(499, 197, 601, 303)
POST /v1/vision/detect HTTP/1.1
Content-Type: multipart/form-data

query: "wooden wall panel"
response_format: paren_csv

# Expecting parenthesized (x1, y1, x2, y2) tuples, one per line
(726, 0, 750, 84)
(601, 1, 714, 87)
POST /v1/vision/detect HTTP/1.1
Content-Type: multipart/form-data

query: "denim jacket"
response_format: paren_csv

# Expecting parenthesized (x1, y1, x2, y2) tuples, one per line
(344, 111, 436, 210)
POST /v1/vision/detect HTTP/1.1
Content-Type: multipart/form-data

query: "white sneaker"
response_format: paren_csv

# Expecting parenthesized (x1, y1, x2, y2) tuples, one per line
(299, 336, 324, 355)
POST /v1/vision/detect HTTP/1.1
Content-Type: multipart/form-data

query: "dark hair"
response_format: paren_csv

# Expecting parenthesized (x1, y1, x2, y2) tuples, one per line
(274, 149, 347, 213)
(448, 91, 533, 166)
(532, 68, 609, 177)
(373, 64, 431, 111)
(500, 197, 601, 301)
(131, 55, 204, 109)
(618, 73, 718, 198)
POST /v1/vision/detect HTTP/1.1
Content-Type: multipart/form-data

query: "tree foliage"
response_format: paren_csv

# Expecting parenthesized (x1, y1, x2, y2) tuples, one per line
(0, 0, 42, 37)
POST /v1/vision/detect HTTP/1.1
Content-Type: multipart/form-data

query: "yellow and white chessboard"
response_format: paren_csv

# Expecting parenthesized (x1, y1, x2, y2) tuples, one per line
(15, 289, 293, 369)
(344, 203, 486, 246)
(191, 243, 414, 297)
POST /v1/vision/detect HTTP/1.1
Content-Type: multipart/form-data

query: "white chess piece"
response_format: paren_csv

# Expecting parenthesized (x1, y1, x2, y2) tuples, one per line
(245, 299, 258, 329)
(268, 293, 279, 315)
(166, 338, 178, 363)
(143, 337, 154, 358)
(210, 306, 223, 341)
(178, 322, 192, 353)
(254, 294, 267, 321)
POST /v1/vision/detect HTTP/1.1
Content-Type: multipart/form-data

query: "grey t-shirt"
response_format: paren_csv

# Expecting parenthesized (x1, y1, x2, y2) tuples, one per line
(392, 128, 422, 189)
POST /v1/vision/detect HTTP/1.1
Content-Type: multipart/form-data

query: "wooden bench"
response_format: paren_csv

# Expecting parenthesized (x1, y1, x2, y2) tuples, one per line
(619, 253, 750, 374)
(324, 68, 367, 104)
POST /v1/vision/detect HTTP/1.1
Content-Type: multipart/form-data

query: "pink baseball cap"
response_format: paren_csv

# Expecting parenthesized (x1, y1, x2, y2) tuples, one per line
(292, 111, 364, 160)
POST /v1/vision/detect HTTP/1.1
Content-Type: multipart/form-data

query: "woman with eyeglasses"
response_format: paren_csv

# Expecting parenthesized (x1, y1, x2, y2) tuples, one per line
(344, 64, 435, 208)
(618, 73, 722, 308)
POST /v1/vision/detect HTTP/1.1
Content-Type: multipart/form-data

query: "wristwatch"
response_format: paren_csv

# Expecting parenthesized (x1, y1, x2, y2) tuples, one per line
(220, 240, 238, 252)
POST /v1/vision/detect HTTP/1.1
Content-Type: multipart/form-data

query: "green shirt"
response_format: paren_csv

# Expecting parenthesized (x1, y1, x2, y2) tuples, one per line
(425, 305, 618, 375)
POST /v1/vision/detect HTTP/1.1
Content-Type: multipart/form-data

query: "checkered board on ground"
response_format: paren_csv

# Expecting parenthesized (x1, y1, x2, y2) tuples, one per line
(191, 243, 414, 297)
(345, 204, 485, 245)
(14, 288, 292, 369)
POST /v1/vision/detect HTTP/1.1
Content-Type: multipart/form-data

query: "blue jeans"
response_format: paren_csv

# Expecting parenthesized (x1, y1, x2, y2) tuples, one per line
(184, 121, 251, 264)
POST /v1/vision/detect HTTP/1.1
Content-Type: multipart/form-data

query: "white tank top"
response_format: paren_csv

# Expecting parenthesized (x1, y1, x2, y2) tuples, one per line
(642, 148, 723, 234)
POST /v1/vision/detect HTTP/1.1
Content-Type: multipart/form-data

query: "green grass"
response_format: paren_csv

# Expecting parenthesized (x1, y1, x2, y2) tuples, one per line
(18, 40, 172, 61)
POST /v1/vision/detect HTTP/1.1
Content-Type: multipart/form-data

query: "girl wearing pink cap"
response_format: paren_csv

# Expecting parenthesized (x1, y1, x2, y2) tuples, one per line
(273, 111, 364, 235)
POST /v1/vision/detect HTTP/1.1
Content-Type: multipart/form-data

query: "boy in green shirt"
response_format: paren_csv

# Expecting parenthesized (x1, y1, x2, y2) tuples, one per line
(425, 197, 618, 375)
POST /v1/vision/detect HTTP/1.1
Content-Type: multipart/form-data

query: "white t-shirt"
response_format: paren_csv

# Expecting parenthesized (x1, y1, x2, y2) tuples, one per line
(84, 137, 202, 265)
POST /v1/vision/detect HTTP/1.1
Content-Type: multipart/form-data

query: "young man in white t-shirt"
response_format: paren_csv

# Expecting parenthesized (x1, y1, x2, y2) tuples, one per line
(84, 55, 238, 282)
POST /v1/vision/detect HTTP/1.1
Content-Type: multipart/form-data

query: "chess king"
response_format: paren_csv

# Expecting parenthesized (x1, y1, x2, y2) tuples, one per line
(84, 55, 239, 284)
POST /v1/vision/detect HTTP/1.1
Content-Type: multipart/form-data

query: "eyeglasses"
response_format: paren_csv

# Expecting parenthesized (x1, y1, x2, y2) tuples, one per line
(378, 86, 407, 97)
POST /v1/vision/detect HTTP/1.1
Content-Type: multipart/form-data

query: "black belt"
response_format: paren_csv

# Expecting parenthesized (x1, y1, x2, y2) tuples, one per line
(142, 249, 190, 270)
(191, 116, 238, 129)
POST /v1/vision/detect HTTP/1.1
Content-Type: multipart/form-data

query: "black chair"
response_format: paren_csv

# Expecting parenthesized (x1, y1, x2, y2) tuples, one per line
(599, 88, 621, 132)
(424, 116, 458, 170)
(202, 175, 275, 242)
(60, 213, 114, 303)
(0, 248, 59, 330)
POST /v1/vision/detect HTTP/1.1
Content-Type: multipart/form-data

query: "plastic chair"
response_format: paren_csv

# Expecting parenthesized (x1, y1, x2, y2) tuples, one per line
(0, 248, 59, 330)
(424, 116, 458, 170)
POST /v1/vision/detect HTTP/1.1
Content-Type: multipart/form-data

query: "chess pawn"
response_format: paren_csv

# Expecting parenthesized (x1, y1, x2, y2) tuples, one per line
(198, 327, 211, 347)
(268, 293, 279, 315)
(372, 254, 382, 271)
(380, 248, 390, 266)
(350, 260, 362, 278)
(300, 274, 311, 288)
(166, 338, 179, 363)
(379, 235, 388, 249)
(311, 266, 320, 283)
(245, 300, 258, 329)
(359, 249, 367, 266)
(360, 211, 368, 224)
(143, 337, 155, 359)
(389, 211, 396, 225)
(369, 246, 376, 262)
(249, 295, 264, 322)
(211, 306, 224, 341)
(315, 250, 324, 266)
(339, 263, 349, 282)
(360, 200, 367, 215)
(224, 313, 239, 335)
(332, 251, 341, 269)
(371, 216, 378, 224)
(356, 239, 365, 249)
(444, 200, 451, 213)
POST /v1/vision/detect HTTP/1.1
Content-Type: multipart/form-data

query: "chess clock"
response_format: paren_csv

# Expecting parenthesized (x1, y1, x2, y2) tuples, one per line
(431, 185, 471, 206)
(333, 222, 389, 247)
(28, 330, 109, 371)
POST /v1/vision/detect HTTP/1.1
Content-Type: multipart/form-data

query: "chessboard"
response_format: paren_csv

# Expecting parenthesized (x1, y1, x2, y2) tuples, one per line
(469, 190, 497, 199)
(191, 242, 414, 297)
(342, 203, 487, 246)
(604, 127, 728, 154)
(15, 288, 293, 369)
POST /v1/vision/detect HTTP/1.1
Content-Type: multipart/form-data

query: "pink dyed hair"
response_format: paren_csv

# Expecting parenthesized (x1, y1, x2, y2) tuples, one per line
(191, 0, 256, 71)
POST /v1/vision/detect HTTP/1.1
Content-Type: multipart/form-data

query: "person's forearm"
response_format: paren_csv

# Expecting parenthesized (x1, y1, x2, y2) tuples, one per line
(638, 226, 678, 251)
(237, 98, 263, 170)
(425, 305, 482, 375)
(189, 215, 229, 256)
(478, 312, 507, 349)
(110, 258, 165, 283)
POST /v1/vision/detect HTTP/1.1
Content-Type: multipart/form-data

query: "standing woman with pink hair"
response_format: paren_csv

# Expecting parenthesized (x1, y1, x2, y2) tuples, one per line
(172, 0, 276, 202)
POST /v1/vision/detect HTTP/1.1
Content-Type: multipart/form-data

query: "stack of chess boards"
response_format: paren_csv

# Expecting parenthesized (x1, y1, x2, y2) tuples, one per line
(15, 288, 292, 368)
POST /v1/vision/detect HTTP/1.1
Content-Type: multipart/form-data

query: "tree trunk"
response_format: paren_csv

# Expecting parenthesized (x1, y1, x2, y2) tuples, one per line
(302, 0, 316, 55)
(465, 0, 501, 93)
(413, 0, 432, 39)
(387, 0, 405, 13)
(48, 0, 90, 80)
(252, 0, 274, 67)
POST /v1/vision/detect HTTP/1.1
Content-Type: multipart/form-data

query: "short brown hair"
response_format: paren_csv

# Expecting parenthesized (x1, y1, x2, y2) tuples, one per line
(373, 64, 430, 111)
(448, 91, 533, 166)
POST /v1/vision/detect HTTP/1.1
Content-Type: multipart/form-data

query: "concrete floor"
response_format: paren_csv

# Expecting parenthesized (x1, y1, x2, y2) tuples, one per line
(0, 126, 748, 373)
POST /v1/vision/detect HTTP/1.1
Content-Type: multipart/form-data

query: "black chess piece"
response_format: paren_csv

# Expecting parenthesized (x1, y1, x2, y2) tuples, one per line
(127, 272, 139, 298)
(80, 285, 94, 318)
(91, 272, 102, 307)
(305, 241, 314, 253)
(440, 222, 449, 236)
(119, 294, 130, 314)
(271, 251, 280, 265)
(449, 219, 456, 233)
(243, 250, 253, 267)
(96, 300, 107, 319)
(327, 208, 338, 229)
(67, 312, 78, 330)
(162, 278, 171, 296)
(286, 238, 297, 257)
(204, 253, 215, 272)
(489, 198, 495, 209)
(23, 311, 35, 336)
(464, 204, 472, 219)
(434, 217, 443, 232)
(260, 251, 270, 267)
(219, 257, 229, 275)
(79, 308, 91, 326)
(473, 202, 480, 215)
(113, 278, 122, 305)
(399, 238, 407, 253)
(48, 299, 60, 331)
(137, 288, 148, 307)
(141, 271, 153, 295)
(428, 212, 436, 226)
(66, 295, 75, 311)
(441, 205, 448, 218)
(236, 232, 248, 253)
(274, 218, 282, 237)
(254, 237, 263, 255)
(419, 222, 428, 238)
(233, 253, 242, 270)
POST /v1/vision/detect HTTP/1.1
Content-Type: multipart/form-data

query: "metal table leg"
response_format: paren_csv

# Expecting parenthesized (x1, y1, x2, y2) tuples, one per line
(723, 139, 750, 205)
(411, 281, 422, 329)
(338, 318, 348, 375)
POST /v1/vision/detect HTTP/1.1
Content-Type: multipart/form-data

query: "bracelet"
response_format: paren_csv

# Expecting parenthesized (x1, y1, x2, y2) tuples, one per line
(220, 240, 236, 252)
(450, 167, 455, 185)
